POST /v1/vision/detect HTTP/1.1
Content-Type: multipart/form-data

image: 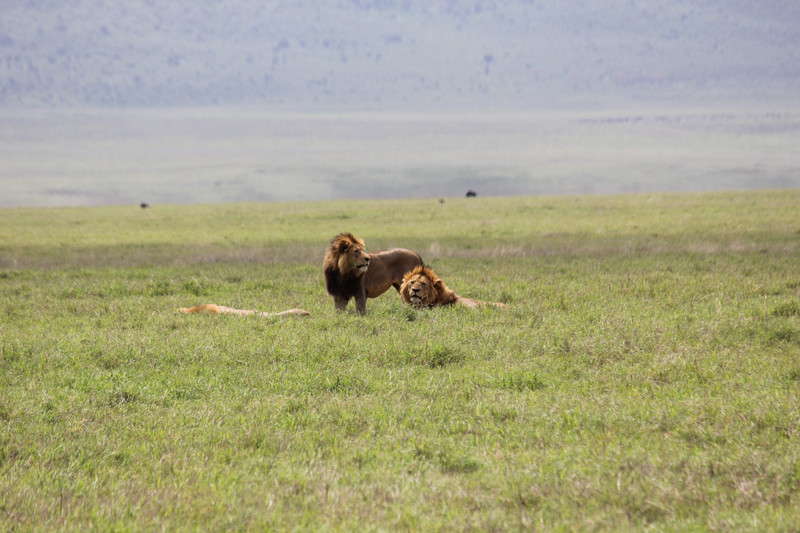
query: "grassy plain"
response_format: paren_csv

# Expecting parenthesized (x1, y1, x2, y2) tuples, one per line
(1, 190, 799, 530)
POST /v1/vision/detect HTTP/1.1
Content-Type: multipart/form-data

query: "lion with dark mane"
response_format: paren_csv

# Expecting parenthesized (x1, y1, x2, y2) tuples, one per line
(323, 232, 423, 314)
(400, 265, 507, 309)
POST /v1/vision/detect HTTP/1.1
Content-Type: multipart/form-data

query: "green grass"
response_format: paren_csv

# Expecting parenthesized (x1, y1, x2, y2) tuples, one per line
(1, 190, 800, 530)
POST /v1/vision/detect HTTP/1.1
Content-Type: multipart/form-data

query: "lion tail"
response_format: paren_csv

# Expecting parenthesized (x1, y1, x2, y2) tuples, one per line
(178, 304, 310, 317)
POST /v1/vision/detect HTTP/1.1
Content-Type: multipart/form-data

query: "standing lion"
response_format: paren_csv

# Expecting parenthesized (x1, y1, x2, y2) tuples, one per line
(323, 232, 423, 314)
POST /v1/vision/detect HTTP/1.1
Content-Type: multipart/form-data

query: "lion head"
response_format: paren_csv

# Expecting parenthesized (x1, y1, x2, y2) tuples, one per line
(323, 232, 370, 277)
(400, 266, 457, 308)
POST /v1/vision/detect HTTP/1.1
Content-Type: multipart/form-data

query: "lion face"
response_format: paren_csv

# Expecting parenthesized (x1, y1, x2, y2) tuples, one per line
(345, 243, 370, 274)
(332, 234, 369, 275)
(404, 274, 434, 307)
(401, 266, 442, 308)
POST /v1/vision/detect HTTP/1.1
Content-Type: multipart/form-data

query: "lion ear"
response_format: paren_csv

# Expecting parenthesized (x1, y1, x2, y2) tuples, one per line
(433, 279, 444, 289)
(338, 241, 351, 254)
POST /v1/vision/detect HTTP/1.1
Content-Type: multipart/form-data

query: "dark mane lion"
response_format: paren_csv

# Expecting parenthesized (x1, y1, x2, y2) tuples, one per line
(400, 265, 507, 309)
(323, 232, 423, 314)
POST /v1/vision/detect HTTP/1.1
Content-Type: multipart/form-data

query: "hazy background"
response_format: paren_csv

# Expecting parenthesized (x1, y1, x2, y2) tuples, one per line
(2, 0, 799, 206)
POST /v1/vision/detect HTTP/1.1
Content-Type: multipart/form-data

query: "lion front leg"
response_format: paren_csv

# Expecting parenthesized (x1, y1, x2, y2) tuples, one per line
(334, 295, 350, 311)
(354, 288, 368, 315)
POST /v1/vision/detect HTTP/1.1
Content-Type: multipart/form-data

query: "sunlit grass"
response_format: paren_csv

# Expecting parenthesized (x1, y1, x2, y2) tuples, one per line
(1, 190, 799, 530)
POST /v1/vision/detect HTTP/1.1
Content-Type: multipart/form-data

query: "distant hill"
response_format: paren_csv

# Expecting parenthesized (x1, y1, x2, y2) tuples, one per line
(1, 0, 799, 110)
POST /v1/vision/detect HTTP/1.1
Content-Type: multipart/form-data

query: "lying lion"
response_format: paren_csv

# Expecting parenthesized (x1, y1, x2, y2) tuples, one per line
(400, 265, 507, 309)
(323, 232, 424, 314)
(178, 304, 310, 317)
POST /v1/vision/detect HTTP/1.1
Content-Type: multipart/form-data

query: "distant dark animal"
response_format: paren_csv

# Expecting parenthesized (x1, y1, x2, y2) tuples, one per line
(140, 203, 150, 209)
(323, 232, 424, 314)
(465, 190, 477, 198)
(438, 198, 445, 204)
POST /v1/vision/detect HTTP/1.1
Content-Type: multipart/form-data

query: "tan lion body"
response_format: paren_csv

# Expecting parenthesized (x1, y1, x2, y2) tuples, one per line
(178, 304, 310, 317)
(323, 232, 423, 314)
(400, 266, 507, 309)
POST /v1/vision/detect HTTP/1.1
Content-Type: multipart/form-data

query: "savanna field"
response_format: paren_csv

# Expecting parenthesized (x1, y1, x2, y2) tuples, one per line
(1, 190, 799, 531)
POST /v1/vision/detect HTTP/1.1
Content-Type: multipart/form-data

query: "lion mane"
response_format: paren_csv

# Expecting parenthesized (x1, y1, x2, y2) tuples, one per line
(400, 265, 507, 309)
(323, 232, 423, 314)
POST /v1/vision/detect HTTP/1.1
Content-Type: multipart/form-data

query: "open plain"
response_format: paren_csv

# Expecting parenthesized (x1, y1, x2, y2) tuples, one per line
(2, 109, 799, 207)
(1, 190, 799, 530)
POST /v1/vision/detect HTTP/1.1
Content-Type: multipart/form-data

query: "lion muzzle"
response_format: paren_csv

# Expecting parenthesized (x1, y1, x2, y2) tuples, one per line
(408, 287, 424, 305)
